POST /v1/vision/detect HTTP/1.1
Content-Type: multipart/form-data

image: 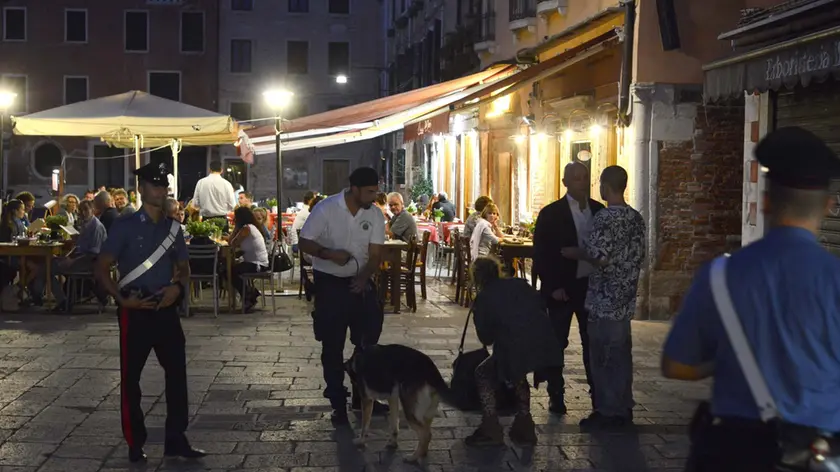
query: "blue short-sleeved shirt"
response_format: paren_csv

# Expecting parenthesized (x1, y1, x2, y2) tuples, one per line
(663, 227, 840, 431)
(100, 208, 188, 294)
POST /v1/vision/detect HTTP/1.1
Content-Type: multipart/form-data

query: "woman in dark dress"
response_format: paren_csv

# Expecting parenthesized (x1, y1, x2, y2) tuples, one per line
(465, 257, 564, 447)
(0, 199, 27, 290)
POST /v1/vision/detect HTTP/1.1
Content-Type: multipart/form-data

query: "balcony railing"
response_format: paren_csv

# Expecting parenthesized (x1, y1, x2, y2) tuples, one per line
(510, 0, 537, 21)
(475, 12, 496, 43)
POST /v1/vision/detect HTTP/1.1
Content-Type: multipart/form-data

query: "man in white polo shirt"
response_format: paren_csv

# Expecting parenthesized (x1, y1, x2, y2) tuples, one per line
(299, 167, 386, 425)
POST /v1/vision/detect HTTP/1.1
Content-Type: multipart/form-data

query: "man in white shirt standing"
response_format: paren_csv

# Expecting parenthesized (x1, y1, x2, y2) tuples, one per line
(192, 160, 236, 231)
(299, 167, 385, 426)
(290, 190, 316, 253)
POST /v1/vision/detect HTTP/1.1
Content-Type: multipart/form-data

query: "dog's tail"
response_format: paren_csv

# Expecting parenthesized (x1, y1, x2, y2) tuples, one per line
(426, 365, 466, 410)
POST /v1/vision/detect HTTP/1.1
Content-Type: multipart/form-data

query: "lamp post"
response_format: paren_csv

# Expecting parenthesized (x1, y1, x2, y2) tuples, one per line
(0, 91, 17, 202)
(263, 89, 294, 215)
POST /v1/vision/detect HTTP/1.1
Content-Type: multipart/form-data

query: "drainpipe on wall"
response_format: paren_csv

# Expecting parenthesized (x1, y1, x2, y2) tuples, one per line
(631, 83, 655, 318)
(646, 88, 660, 320)
(617, 0, 637, 125)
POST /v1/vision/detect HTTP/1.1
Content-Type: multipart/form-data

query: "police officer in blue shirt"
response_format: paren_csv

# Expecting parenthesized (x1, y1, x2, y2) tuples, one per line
(94, 162, 205, 463)
(662, 127, 840, 470)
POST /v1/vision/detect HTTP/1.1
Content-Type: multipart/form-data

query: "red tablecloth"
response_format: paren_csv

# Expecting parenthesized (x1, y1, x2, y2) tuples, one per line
(442, 223, 465, 244)
(416, 223, 439, 244)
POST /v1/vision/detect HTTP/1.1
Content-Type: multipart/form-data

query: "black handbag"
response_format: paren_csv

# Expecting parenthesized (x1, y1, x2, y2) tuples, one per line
(450, 308, 517, 413)
(272, 244, 293, 273)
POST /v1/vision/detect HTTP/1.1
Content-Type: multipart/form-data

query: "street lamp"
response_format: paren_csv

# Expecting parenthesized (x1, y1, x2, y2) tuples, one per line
(335, 74, 348, 84)
(262, 89, 294, 216)
(0, 91, 16, 200)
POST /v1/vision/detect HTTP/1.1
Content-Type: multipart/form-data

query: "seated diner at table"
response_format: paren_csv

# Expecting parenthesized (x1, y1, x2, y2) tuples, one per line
(229, 206, 269, 313)
(385, 192, 416, 242)
(252, 207, 272, 245)
(58, 193, 80, 229)
(30, 200, 107, 311)
(0, 199, 27, 291)
(470, 202, 505, 261)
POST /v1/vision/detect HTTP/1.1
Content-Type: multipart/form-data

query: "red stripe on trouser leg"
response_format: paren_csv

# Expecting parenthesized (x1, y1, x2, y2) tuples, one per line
(119, 307, 134, 448)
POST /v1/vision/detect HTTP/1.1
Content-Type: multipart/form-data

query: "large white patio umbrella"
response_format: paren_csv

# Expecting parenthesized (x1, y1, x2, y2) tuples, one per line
(12, 90, 239, 202)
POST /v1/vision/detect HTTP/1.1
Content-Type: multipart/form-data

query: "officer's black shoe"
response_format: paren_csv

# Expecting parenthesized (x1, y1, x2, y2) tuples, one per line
(163, 436, 207, 459)
(128, 447, 147, 463)
(548, 395, 567, 415)
(330, 408, 350, 426)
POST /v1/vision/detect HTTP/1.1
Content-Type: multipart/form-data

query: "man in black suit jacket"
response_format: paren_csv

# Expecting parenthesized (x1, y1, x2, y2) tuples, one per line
(533, 162, 604, 415)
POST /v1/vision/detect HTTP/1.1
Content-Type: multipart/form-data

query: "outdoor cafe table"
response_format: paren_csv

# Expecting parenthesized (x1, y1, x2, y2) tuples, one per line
(498, 239, 536, 287)
(0, 242, 66, 308)
(382, 239, 409, 313)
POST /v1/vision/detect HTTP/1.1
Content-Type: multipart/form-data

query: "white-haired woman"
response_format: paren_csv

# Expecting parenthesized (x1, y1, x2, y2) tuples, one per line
(58, 193, 80, 229)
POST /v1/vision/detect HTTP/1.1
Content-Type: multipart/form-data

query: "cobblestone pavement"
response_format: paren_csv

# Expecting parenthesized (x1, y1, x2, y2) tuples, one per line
(0, 282, 706, 471)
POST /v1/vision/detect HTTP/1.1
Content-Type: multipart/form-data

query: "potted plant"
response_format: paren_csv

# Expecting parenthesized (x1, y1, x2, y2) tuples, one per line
(406, 201, 418, 215)
(205, 217, 227, 239)
(185, 221, 217, 275)
(433, 208, 444, 222)
(45, 215, 68, 241)
(265, 198, 278, 214)
(410, 176, 434, 203)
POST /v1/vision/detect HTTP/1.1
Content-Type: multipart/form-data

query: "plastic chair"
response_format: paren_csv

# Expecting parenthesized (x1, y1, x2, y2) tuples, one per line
(186, 244, 220, 318)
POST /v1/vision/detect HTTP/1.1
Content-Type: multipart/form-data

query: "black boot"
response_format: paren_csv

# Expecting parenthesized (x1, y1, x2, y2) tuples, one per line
(164, 434, 206, 459)
(128, 447, 147, 463)
(549, 394, 567, 415)
(329, 397, 349, 426)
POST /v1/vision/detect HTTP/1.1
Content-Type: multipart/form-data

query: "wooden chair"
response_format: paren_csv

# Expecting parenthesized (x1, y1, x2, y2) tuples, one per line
(415, 230, 431, 299)
(379, 236, 420, 312)
(457, 233, 474, 307)
(452, 229, 463, 303)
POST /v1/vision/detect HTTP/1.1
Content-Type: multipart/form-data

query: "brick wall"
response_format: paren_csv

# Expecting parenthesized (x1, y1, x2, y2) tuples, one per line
(648, 102, 745, 319)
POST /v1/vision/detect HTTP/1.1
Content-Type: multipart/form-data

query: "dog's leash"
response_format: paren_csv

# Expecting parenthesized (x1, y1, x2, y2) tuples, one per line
(458, 308, 474, 356)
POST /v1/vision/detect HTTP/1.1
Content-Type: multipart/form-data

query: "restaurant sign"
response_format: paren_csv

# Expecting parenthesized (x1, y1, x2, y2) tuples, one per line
(403, 111, 450, 143)
(704, 32, 840, 102)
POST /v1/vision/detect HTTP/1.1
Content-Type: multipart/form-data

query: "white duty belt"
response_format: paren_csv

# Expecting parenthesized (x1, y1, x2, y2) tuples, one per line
(118, 219, 181, 290)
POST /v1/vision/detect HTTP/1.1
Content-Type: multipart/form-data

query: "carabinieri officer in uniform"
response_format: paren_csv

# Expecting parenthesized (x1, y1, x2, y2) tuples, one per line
(661, 127, 840, 469)
(95, 162, 206, 463)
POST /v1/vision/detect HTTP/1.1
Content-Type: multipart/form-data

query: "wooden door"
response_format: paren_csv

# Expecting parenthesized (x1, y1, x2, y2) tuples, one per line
(322, 159, 350, 196)
(492, 152, 512, 224)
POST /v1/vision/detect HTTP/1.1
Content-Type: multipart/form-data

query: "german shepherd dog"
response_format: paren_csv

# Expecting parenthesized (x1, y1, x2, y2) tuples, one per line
(344, 344, 459, 464)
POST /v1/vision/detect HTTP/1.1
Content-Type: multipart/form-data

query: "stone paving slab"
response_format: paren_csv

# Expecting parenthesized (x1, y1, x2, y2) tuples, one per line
(0, 282, 705, 471)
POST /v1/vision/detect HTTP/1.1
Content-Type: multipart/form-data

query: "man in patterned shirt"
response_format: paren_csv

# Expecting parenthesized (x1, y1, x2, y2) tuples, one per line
(561, 165, 645, 430)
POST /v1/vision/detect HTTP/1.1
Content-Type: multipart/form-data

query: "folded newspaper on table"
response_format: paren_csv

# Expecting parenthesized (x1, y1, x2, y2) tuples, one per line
(60, 225, 79, 236)
(28, 219, 46, 233)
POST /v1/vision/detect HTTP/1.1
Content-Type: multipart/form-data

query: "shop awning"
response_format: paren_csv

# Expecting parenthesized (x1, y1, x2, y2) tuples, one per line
(703, 25, 840, 102)
(247, 66, 513, 143)
(448, 28, 621, 111)
(251, 73, 514, 155)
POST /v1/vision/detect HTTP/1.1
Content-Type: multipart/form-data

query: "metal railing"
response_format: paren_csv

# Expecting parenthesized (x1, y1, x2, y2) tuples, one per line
(476, 12, 496, 42)
(509, 0, 537, 21)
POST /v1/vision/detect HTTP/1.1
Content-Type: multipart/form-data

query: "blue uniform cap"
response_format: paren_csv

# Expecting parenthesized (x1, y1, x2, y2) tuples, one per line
(755, 126, 840, 190)
(134, 162, 170, 187)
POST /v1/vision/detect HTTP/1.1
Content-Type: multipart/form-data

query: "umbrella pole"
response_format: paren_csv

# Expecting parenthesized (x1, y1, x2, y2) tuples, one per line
(134, 136, 142, 208)
(171, 139, 179, 200)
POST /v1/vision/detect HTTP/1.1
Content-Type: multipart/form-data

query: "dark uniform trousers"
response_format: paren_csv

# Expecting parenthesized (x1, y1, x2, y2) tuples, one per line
(686, 419, 780, 471)
(118, 304, 189, 448)
(547, 276, 593, 397)
(312, 270, 384, 409)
